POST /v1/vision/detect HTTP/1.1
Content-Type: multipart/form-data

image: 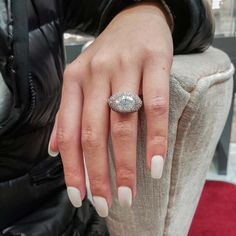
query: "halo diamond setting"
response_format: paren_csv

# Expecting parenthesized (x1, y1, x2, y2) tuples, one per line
(108, 92, 142, 113)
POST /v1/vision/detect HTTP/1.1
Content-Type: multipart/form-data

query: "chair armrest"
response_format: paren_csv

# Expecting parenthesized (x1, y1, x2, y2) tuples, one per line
(106, 46, 234, 236)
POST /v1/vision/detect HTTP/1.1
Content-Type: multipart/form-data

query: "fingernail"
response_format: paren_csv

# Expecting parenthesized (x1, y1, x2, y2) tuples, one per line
(67, 187, 82, 207)
(48, 141, 59, 157)
(118, 186, 132, 207)
(151, 155, 164, 179)
(93, 196, 109, 217)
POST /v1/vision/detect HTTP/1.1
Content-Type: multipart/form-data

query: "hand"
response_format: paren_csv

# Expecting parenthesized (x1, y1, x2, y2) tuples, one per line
(48, 1, 173, 217)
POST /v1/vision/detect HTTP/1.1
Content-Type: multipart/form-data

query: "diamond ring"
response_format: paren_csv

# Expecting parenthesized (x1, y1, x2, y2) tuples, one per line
(107, 91, 142, 113)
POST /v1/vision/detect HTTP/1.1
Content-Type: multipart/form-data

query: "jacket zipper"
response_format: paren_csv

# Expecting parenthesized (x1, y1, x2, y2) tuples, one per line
(7, 54, 20, 108)
(8, 54, 36, 121)
(26, 72, 36, 119)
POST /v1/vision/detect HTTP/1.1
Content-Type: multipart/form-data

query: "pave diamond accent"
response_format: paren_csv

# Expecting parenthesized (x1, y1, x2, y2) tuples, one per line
(108, 92, 142, 113)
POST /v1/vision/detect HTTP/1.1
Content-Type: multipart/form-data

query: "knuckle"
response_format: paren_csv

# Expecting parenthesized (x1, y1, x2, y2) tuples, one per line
(81, 128, 101, 151)
(63, 66, 74, 84)
(117, 53, 133, 69)
(151, 135, 167, 147)
(144, 48, 172, 67)
(159, 53, 172, 67)
(90, 54, 110, 73)
(112, 121, 135, 140)
(146, 96, 168, 116)
(64, 64, 87, 84)
(143, 47, 159, 60)
(117, 168, 135, 184)
(63, 65, 73, 79)
(57, 128, 73, 151)
(64, 168, 80, 183)
(89, 176, 107, 193)
(150, 135, 168, 155)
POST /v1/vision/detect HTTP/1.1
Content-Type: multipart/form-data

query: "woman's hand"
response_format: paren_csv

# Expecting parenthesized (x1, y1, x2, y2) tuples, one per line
(48, 1, 173, 217)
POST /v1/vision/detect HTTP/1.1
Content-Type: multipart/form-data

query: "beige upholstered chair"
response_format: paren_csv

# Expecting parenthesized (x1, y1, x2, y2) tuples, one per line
(105, 47, 234, 236)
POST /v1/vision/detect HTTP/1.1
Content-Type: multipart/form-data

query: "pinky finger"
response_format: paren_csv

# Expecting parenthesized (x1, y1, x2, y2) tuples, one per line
(143, 55, 171, 179)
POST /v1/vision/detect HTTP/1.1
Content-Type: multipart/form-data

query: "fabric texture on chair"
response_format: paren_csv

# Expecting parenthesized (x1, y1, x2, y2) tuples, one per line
(105, 47, 234, 236)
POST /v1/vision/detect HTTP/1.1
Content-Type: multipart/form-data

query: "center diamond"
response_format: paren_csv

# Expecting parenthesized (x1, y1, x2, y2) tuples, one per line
(116, 95, 135, 112)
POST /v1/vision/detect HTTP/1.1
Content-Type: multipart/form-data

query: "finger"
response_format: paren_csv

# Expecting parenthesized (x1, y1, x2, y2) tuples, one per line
(48, 113, 59, 157)
(143, 54, 172, 179)
(81, 76, 111, 217)
(57, 67, 86, 207)
(110, 66, 141, 207)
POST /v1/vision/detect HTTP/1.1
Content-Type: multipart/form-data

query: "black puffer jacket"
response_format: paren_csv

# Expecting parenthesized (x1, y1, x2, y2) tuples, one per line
(0, 0, 214, 235)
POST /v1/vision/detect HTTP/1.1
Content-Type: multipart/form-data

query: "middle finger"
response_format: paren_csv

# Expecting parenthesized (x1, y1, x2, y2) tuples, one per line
(110, 66, 141, 207)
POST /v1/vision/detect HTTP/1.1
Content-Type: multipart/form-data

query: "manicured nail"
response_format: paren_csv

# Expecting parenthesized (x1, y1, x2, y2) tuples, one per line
(118, 186, 132, 207)
(67, 187, 82, 207)
(93, 196, 109, 217)
(151, 155, 164, 179)
(48, 141, 59, 157)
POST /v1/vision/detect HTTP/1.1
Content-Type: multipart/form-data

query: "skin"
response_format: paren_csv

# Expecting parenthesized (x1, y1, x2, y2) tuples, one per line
(49, 1, 173, 208)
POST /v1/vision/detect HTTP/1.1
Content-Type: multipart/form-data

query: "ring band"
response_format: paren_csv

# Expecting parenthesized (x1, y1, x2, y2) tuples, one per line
(108, 91, 142, 113)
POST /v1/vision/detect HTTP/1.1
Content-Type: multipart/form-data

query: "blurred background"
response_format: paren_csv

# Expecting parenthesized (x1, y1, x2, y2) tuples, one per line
(211, 0, 236, 37)
(207, 0, 236, 182)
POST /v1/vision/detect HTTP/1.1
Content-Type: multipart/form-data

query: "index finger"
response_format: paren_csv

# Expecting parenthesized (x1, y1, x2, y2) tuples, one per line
(57, 67, 86, 207)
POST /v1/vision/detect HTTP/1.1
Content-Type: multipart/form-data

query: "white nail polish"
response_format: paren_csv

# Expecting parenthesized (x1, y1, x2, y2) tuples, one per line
(67, 187, 82, 207)
(118, 186, 132, 207)
(48, 142, 59, 157)
(93, 196, 109, 217)
(151, 155, 164, 179)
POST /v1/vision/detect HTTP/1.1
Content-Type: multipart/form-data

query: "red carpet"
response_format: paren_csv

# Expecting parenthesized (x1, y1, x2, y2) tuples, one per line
(189, 181, 236, 236)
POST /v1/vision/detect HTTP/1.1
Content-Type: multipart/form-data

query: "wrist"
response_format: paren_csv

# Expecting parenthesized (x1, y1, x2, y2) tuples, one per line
(121, 0, 174, 33)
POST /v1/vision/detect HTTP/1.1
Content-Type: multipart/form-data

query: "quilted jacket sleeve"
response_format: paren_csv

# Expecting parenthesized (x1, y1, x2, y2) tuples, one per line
(61, 0, 215, 54)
